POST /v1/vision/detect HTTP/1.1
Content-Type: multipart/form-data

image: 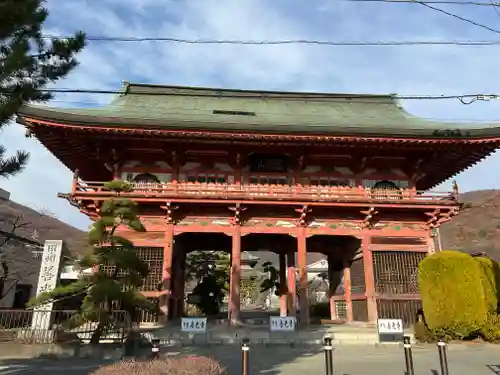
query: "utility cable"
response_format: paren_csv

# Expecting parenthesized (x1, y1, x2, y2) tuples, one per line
(41, 35, 500, 45)
(344, 0, 500, 6)
(13, 87, 500, 102)
(412, 0, 500, 34)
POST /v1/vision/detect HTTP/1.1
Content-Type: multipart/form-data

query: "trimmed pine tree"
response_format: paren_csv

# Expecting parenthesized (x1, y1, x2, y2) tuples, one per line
(29, 180, 156, 343)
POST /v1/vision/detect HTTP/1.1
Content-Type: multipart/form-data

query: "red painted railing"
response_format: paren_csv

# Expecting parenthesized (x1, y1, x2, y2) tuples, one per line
(72, 180, 458, 205)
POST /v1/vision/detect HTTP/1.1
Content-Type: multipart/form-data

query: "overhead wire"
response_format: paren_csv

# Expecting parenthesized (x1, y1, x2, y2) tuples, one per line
(410, 0, 500, 34)
(343, 0, 500, 5)
(9, 87, 500, 104)
(38, 36, 500, 46)
(488, 0, 500, 20)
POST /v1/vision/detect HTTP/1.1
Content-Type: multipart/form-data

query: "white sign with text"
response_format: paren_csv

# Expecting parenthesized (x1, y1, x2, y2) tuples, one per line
(31, 240, 63, 331)
(270, 316, 296, 332)
(181, 317, 208, 333)
(377, 318, 404, 334)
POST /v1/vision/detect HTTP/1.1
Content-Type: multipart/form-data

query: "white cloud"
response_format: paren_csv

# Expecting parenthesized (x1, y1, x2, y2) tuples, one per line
(2, 0, 500, 230)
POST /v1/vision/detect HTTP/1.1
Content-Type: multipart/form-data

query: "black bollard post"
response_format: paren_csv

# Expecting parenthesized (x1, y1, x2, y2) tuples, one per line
(437, 340, 449, 375)
(323, 336, 334, 375)
(403, 336, 415, 375)
(242, 338, 250, 375)
(151, 338, 160, 359)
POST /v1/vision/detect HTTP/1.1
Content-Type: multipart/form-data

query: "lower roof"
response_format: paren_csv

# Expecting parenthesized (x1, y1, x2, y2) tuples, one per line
(16, 82, 500, 139)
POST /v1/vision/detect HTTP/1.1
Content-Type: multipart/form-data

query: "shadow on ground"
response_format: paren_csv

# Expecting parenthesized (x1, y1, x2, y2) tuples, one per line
(0, 345, 322, 375)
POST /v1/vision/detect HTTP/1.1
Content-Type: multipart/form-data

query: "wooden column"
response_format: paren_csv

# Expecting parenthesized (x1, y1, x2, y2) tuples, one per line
(229, 226, 241, 325)
(362, 233, 377, 323)
(327, 255, 337, 320)
(297, 226, 309, 325)
(286, 251, 297, 317)
(343, 266, 353, 322)
(279, 252, 287, 316)
(160, 223, 174, 319)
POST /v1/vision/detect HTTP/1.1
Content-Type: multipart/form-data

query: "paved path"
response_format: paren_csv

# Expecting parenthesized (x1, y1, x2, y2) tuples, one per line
(1, 344, 500, 375)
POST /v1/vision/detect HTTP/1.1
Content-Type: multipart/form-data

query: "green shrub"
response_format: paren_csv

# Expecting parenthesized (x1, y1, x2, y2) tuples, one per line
(90, 357, 226, 375)
(310, 302, 330, 318)
(475, 256, 500, 314)
(418, 250, 487, 338)
(480, 314, 500, 343)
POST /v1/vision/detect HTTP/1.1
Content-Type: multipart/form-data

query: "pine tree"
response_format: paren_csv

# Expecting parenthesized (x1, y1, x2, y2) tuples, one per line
(0, 0, 85, 178)
(28, 180, 155, 344)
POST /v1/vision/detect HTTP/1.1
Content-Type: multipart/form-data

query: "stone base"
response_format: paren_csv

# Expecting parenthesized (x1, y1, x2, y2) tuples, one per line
(146, 323, 416, 347)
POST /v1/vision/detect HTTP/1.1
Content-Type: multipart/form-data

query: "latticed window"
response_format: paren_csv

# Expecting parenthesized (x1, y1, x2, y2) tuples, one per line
(135, 247, 163, 292)
(99, 247, 163, 292)
(373, 251, 425, 295)
(350, 258, 365, 295)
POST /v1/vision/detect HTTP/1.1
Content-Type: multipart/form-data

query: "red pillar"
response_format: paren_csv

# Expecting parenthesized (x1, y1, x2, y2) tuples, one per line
(344, 266, 353, 322)
(160, 223, 174, 320)
(279, 252, 287, 316)
(362, 233, 377, 323)
(229, 226, 241, 325)
(327, 255, 337, 321)
(297, 227, 309, 325)
(286, 251, 297, 317)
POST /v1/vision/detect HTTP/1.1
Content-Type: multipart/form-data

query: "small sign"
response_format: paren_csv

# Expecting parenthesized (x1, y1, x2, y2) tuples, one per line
(181, 317, 207, 333)
(377, 318, 404, 343)
(270, 316, 296, 331)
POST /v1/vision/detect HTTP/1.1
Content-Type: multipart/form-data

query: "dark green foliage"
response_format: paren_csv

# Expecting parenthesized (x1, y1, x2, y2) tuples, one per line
(259, 261, 290, 296)
(310, 302, 330, 318)
(186, 251, 229, 316)
(260, 261, 281, 296)
(192, 275, 224, 316)
(418, 251, 488, 339)
(0, 0, 85, 178)
(28, 180, 154, 343)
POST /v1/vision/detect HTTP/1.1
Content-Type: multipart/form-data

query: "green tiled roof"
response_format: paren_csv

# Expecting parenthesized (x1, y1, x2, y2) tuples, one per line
(17, 83, 500, 138)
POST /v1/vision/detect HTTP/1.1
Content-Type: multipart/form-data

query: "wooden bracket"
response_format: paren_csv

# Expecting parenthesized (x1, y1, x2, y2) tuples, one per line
(161, 202, 179, 224)
(229, 203, 247, 225)
(360, 207, 378, 228)
(295, 205, 312, 227)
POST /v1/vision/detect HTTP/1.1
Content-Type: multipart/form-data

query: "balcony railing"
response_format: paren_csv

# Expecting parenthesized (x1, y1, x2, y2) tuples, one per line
(72, 180, 458, 205)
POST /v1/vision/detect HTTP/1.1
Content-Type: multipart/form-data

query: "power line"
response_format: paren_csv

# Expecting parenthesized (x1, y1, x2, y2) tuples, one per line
(18, 87, 500, 102)
(40, 35, 500, 46)
(412, 0, 500, 34)
(488, 0, 500, 20)
(344, 0, 500, 6)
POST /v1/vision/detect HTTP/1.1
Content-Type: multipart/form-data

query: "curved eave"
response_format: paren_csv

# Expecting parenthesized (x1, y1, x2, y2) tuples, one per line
(16, 109, 500, 143)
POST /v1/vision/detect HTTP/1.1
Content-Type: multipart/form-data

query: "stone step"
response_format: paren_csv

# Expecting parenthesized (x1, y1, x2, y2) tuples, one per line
(148, 329, 404, 347)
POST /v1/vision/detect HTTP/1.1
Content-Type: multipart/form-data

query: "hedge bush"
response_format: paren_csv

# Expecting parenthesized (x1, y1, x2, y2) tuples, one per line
(475, 256, 500, 314)
(418, 250, 487, 338)
(480, 313, 500, 343)
(90, 357, 226, 375)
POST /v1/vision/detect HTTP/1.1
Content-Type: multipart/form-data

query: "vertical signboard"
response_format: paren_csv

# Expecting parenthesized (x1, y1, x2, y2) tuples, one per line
(31, 240, 63, 331)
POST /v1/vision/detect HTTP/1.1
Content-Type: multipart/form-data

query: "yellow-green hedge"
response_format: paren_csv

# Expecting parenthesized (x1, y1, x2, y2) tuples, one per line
(418, 251, 487, 338)
(475, 256, 500, 314)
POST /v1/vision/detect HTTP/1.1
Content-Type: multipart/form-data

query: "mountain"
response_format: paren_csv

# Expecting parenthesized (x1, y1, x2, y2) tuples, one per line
(440, 189, 500, 260)
(0, 189, 88, 257)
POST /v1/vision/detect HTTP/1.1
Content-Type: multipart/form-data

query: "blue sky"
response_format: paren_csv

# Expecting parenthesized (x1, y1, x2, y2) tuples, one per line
(2, 0, 500, 231)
